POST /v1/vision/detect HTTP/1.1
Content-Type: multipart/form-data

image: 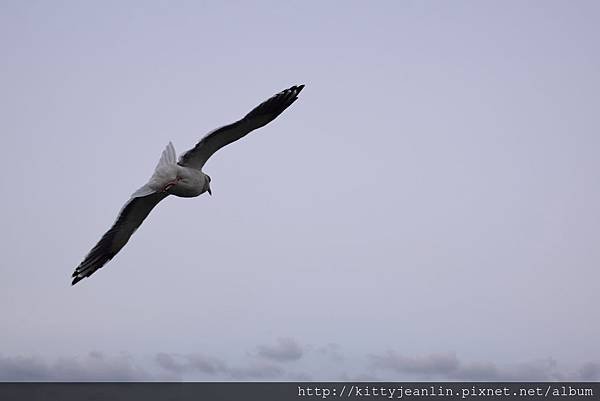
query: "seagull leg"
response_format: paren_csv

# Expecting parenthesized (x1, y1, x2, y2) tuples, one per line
(163, 177, 182, 192)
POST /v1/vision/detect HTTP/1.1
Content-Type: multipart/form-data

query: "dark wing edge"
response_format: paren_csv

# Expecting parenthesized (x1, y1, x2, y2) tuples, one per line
(178, 84, 305, 170)
(71, 192, 168, 285)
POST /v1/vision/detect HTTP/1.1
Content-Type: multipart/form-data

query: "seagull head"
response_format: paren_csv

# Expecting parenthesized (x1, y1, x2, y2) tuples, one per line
(204, 174, 212, 196)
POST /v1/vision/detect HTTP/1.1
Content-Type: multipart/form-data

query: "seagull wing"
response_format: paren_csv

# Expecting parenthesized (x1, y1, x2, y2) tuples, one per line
(72, 192, 168, 285)
(178, 84, 304, 170)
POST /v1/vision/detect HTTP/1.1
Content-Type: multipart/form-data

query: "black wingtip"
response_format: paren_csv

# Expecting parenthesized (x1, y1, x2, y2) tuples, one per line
(283, 84, 304, 103)
(71, 269, 82, 285)
(290, 84, 305, 95)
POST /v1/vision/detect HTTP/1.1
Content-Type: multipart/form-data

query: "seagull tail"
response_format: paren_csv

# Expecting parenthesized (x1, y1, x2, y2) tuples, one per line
(155, 141, 177, 170)
(130, 142, 178, 198)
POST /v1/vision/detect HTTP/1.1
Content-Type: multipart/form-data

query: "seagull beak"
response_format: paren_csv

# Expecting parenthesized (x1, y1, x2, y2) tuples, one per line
(207, 186, 212, 196)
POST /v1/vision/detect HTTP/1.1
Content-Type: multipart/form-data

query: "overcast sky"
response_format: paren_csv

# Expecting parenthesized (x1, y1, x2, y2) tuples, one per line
(1, 1, 599, 381)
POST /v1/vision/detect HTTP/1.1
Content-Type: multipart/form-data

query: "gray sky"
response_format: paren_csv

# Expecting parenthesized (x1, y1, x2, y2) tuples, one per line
(1, 1, 599, 380)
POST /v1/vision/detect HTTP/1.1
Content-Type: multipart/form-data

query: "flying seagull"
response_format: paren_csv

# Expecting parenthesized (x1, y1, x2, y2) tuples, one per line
(72, 84, 305, 285)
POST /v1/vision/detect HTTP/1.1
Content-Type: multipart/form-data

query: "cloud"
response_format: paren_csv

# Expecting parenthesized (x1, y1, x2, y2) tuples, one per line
(0, 355, 50, 381)
(155, 353, 227, 375)
(3, 348, 599, 381)
(316, 343, 345, 362)
(369, 351, 574, 380)
(227, 363, 284, 379)
(155, 353, 188, 374)
(256, 338, 303, 362)
(155, 337, 308, 379)
(450, 358, 564, 381)
(506, 358, 563, 380)
(578, 362, 600, 380)
(370, 351, 459, 376)
(155, 352, 282, 380)
(0, 352, 148, 381)
(450, 362, 500, 380)
(155, 352, 228, 375)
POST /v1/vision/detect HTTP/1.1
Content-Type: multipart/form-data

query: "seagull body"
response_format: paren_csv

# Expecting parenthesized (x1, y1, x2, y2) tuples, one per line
(133, 142, 210, 199)
(72, 84, 304, 285)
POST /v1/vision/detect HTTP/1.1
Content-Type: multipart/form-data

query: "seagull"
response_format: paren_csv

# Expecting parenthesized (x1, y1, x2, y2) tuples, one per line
(71, 84, 304, 285)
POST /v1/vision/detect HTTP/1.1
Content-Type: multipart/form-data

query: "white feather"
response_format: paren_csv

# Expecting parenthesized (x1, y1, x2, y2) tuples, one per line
(156, 141, 177, 170)
(131, 142, 178, 197)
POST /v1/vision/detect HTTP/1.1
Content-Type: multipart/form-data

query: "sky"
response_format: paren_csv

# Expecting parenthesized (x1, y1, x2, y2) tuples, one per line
(1, 0, 599, 381)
